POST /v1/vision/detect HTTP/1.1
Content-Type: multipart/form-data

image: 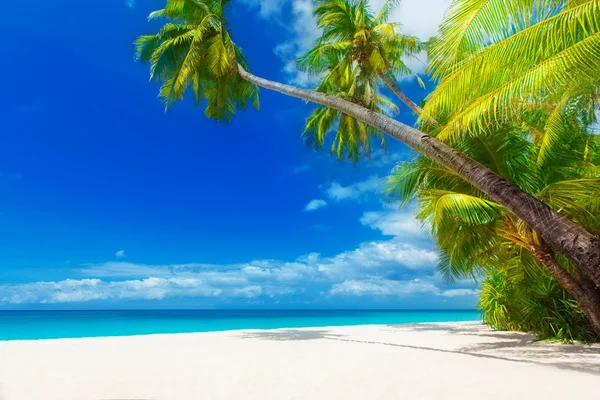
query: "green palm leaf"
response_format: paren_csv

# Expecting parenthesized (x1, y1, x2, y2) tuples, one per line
(134, 0, 258, 119)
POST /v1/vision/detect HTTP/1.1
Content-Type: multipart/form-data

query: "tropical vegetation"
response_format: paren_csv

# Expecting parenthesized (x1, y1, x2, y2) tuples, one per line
(387, 126, 600, 340)
(387, 0, 600, 340)
(135, 0, 600, 340)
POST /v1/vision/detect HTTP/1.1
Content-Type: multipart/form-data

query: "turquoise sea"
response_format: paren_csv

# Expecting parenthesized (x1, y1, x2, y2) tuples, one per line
(0, 310, 479, 341)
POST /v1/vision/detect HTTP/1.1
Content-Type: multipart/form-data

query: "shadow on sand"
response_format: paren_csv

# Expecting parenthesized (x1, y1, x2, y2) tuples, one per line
(237, 324, 600, 376)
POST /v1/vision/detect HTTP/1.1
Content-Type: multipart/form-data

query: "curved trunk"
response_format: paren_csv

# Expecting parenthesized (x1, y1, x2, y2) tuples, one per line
(376, 70, 424, 115)
(237, 65, 600, 287)
(530, 245, 600, 338)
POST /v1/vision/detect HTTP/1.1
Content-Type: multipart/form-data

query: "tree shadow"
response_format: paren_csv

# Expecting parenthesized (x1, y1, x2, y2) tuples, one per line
(237, 326, 600, 376)
(386, 322, 538, 341)
(239, 329, 345, 341)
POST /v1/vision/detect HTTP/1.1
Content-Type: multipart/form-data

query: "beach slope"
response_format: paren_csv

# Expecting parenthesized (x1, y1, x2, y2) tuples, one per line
(0, 322, 599, 400)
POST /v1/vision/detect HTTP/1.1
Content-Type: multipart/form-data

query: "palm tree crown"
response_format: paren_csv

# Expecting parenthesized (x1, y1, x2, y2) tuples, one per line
(297, 0, 425, 112)
(422, 0, 600, 154)
(134, 0, 259, 121)
(298, 0, 422, 80)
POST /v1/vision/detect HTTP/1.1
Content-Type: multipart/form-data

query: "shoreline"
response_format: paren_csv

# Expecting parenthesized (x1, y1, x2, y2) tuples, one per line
(0, 319, 482, 342)
(1, 322, 598, 400)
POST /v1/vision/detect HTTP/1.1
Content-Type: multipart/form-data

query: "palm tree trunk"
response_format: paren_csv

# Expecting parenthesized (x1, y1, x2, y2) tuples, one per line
(237, 65, 600, 287)
(579, 274, 600, 306)
(530, 244, 600, 338)
(376, 70, 424, 115)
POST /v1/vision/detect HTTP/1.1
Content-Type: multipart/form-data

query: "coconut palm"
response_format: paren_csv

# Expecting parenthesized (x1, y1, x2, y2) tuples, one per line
(134, 0, 259, 120)
(422, 0, 600, 157)
(386, 124, 600, 337)
(135, 0, 600, 285)
(297, 0, 426, 115)
(303, 61, 396, 162)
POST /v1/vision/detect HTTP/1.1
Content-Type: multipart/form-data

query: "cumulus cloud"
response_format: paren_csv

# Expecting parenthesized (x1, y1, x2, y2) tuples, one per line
(360, 208, 426, 239)
(304, 199, 328, 211)
(0, 235, 445, 305)
(115, 250, 126, 258)
(330, 278, 438, 297)
(318, 239, 438, 278)
(329, 278, 479, 299)
(0, 278, 221, 305)
(324, 176, 383, 202)
(370, 0, 452, 41)
(373, 0, 452, 76)
(438, 289, 480, 298)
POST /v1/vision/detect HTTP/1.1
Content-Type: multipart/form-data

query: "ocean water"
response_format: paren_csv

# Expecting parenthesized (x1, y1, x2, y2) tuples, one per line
(0, 309, 479, 341)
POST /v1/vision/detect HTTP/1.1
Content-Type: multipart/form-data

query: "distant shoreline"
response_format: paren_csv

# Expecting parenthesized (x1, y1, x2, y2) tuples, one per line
(0, 309, 480, 341)
(1, 319, 482, 342)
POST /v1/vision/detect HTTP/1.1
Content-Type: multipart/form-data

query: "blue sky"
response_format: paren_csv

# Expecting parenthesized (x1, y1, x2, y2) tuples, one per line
(0, 0, 478, 309)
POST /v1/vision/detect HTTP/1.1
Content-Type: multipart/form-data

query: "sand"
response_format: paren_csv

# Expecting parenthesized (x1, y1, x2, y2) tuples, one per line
(0, 322, 599, 400)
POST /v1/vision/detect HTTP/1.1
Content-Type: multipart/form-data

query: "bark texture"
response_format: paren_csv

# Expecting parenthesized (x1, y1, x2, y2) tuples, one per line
(237, 65, 600, 286)
(531, 244, 600, 337)
(579, 275, 600, 306)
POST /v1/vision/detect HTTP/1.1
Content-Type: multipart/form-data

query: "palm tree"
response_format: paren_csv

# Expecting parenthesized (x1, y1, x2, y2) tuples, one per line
(386, 126, 600, 337)
(303, 62, 396, 162)
(297, 0, 426, 115)
(135, 0, 600, 285)
(422, 0, 600, 153)
(134, 0, 259, 120)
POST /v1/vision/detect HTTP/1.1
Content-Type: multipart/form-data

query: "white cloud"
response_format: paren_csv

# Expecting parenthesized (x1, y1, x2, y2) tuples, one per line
(317, 239, 438, 278)
(232, 285, 264, 298)
(0, 278, 221, 305)
(0, 266, 475, 304)
(124, 0, 135, 9)
(380, 0, 453, 77)
(115, 250, 126, 258)
(438, 288, 480, 298)
(376, 0, 452, 41)
(360, 208, 426, 238)
(329, 278, 478, 299)
(0, 235, 443, 305)
(0, 162, 481, 307)
(330, 278, 438, 297)
(325, 176, 383, 202)
(304, 199, 328, 211)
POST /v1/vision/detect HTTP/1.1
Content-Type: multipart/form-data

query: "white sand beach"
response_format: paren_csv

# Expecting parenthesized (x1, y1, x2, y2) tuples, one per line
(0, 322, 599, 400)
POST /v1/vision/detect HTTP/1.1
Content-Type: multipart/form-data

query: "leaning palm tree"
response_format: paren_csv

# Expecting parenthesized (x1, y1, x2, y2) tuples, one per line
(387, 126, 600, 337)
(135, 0, 600, 285)
(297, 0, 425, 115)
